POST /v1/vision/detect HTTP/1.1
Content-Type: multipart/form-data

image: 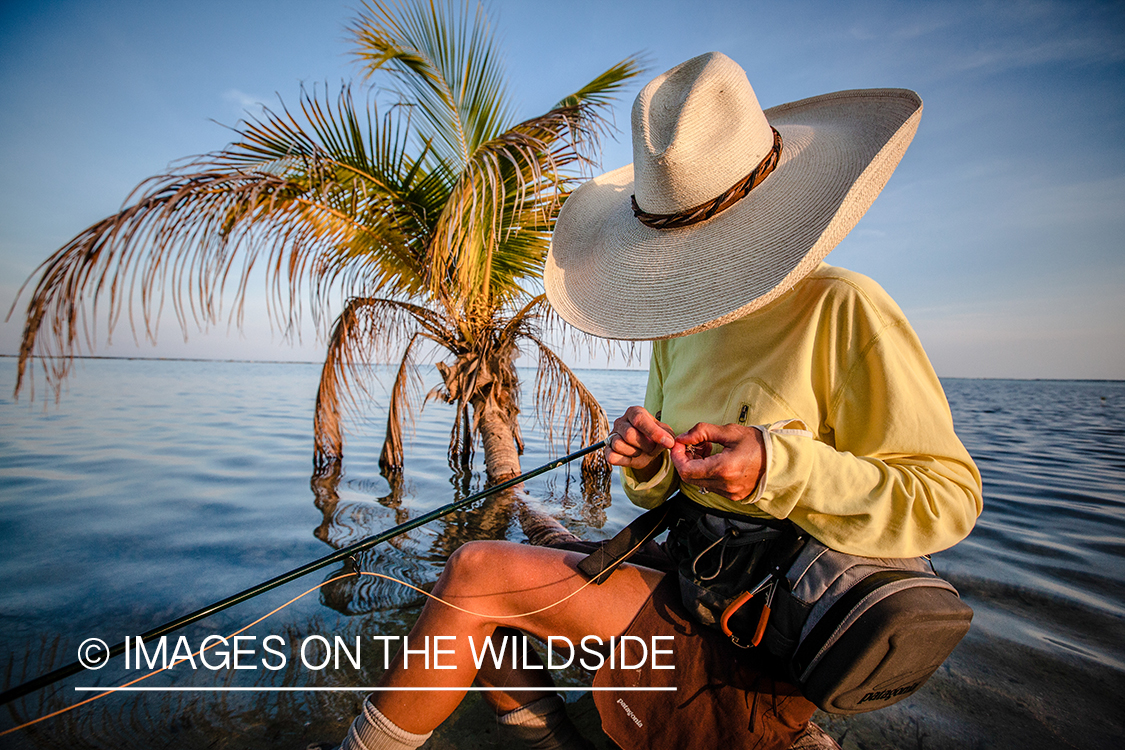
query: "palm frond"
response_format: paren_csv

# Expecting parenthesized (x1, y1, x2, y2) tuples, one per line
(551, 55, 648, 171)
(423, 53, 645, 311)
(430, 356, 478, 470)
(349, 0, 515, 168)
(426, 105, 594, 307)
(227, 85, 449, 306)
(11, 86, 440, 399)
(553, 56, 648, 111)
(524, 330, 611, 476)
(349, 2, 644, 321)
(312, 296, 451, 472)
(379, 333, 425, 474)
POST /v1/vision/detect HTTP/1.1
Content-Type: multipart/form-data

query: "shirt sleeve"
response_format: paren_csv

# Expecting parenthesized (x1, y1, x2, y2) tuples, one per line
(622, 349, 681, 508)
(753, 320, 983, 557)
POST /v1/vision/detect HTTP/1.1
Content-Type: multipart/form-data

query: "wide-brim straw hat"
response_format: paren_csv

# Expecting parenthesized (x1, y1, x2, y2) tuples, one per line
(545, 51, 922, 340)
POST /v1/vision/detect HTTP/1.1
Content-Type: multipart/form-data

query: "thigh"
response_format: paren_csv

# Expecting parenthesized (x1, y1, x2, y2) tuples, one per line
(436, 540, 667, 643)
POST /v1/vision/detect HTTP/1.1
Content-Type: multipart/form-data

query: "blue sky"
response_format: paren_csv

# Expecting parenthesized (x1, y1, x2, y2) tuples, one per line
(1, 0, 1122, 379)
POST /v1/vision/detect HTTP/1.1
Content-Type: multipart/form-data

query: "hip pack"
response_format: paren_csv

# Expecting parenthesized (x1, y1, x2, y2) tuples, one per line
(579, 498, 973, 715)
(742, 531, 973, 714)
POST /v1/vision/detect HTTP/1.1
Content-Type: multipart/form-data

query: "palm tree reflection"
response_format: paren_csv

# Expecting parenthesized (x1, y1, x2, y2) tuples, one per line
(309, 462, 611, 616)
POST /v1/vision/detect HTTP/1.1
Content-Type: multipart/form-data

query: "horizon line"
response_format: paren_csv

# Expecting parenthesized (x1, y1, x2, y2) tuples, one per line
(2, 353, 1120, 382)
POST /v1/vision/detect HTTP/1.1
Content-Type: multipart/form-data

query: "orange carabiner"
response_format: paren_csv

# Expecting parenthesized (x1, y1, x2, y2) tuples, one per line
(721, 585, 773, 648)
(721, 590, 755, 638)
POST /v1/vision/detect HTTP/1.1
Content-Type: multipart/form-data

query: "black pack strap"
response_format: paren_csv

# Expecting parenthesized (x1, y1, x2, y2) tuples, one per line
(577, 503, 674, 584)
(765, 523, 810, 577)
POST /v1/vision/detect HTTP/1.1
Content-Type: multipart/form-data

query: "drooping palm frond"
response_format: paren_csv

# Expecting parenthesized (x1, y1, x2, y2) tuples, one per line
(313, 295, 450, 471)
(378, 333, 425, 474)
(526, 333, 611, 476)
(11, 86, 439, 399)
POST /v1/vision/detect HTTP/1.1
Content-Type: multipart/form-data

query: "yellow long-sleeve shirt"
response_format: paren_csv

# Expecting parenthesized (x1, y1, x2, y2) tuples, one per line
(622, 264, 982, 558)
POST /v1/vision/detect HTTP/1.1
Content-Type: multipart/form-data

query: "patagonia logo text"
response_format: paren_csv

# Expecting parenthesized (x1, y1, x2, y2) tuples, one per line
(857, 682, 921, 704)
(616, 698, 643, 728)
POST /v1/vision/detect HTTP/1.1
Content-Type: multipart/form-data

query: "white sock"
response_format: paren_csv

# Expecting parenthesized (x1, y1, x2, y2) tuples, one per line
(339, 700, 432, 750)
(498, 694, 595, 750)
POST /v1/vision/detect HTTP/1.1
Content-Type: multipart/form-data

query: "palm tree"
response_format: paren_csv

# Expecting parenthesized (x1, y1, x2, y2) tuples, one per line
(12, 0, 638, 491)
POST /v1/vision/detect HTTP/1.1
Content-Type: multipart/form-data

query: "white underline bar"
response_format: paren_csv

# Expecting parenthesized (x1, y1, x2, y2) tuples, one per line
(76, 686, 676, 693)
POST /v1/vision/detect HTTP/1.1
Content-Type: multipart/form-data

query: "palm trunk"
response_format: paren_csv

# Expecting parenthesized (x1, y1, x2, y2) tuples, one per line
(474, 393, 522, 483)
(472, 380, 582, 547)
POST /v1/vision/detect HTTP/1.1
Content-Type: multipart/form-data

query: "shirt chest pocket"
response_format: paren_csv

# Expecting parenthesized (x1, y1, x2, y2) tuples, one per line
(724, 377, 803, 428)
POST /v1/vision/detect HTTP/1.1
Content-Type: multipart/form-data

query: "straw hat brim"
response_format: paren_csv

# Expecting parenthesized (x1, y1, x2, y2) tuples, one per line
(545, 89, 923, 340)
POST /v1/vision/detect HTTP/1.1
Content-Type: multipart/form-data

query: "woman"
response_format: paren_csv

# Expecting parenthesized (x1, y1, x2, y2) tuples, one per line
(332, 51, 982, 750)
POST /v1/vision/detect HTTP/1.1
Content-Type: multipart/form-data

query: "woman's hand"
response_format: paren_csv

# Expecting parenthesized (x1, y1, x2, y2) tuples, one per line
(671, 422, 765, 502)
(605, 406, 676, 481)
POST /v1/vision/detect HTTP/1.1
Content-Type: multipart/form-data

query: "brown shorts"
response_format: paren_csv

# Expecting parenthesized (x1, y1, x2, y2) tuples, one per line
(591, 573, 815, 750)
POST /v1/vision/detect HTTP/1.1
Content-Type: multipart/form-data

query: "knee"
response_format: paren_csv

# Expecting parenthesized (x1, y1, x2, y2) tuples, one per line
(436, 540, 512, 595)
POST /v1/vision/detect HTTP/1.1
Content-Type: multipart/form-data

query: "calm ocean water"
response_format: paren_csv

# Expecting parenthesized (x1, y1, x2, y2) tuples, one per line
(1, 358, 1122, 749)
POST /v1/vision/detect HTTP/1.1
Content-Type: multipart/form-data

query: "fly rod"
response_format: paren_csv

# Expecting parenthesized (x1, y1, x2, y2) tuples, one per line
(0, 440, 606, 707)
